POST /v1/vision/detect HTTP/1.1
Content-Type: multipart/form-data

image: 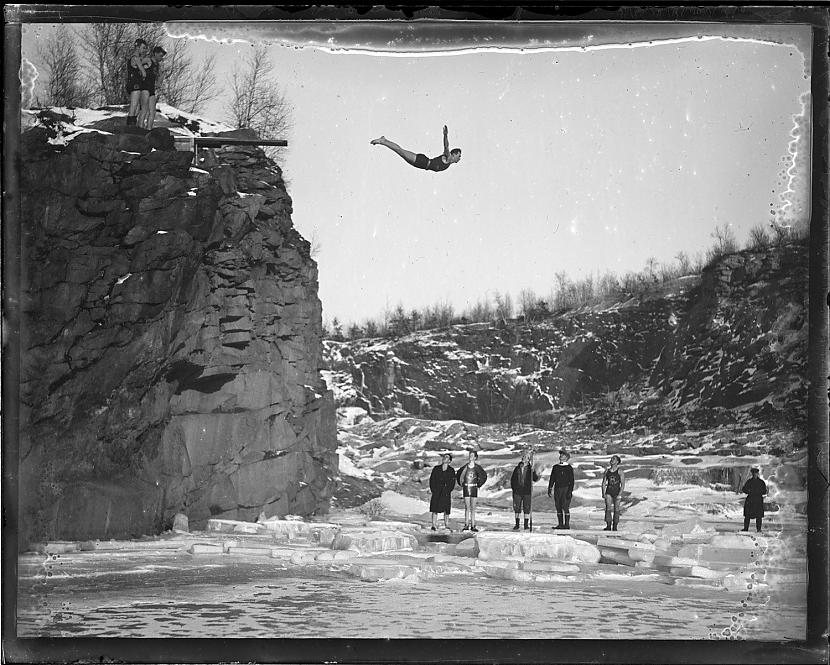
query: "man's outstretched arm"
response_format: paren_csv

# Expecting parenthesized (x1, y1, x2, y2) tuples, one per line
(443, 125, 450, 158)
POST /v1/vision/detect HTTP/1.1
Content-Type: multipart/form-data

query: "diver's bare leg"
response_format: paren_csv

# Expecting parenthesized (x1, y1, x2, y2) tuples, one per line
(371, 136, 418, 166)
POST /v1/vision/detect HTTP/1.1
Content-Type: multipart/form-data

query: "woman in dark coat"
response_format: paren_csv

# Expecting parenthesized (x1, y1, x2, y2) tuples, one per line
(429, 453, 456, 530)
(742, 467, 768, 532)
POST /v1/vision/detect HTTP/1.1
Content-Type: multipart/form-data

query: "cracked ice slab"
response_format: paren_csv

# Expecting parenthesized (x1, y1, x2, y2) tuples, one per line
(331, 529, 418, 554)
(475, 532, 601, 564)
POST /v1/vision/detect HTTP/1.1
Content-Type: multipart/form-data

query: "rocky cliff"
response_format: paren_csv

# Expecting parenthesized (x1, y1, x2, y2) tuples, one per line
(324, 241, 808, 437)
(18, 112, 337, 544)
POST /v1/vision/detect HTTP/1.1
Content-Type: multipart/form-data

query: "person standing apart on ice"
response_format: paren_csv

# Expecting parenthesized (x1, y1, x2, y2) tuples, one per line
(510, 449, 539, 531)
(456, 450, 487, 532)
(126, 39, 150, 127)
(370, 125, 461, 172)
(741, 467, 767, 532)
(548, 449, 575, 530)
(429, 453, 457, 531)
(601, 455, 625, 531)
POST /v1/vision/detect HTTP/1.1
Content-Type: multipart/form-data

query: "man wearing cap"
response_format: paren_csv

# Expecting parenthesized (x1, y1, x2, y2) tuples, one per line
(429, 453, 457, 531)
(741, 467, 768, 532)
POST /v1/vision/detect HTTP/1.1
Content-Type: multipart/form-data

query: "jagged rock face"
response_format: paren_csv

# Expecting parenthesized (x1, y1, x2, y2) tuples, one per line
(324, 301, 677, 424)
(650, 242, 809, 427)
(19, 125, 336, 545)
(325, 243, 808, 432)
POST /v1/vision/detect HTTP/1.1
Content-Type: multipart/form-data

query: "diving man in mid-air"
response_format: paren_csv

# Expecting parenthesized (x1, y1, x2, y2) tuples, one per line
(371, 125, 461, 172)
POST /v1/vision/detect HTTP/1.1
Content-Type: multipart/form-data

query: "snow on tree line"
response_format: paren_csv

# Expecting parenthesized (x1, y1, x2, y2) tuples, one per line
(324, 222, 806, 341)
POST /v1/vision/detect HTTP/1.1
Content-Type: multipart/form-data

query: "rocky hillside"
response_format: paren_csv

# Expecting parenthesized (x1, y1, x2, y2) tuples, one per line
(18, 109, 336, 545)
(323, 241, 808, 437)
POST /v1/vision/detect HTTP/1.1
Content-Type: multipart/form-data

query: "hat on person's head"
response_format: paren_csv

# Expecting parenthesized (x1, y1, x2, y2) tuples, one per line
(750, 467, 760, 473)
(441, 452, 453, 461)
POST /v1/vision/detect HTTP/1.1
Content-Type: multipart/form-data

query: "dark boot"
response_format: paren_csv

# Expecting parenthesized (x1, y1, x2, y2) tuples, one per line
(603, 522, 612, 531)
(756, 518, 762, 533)
(564, 514, 570, 530)
(554, 512, 564, 530)
(742, 517, 750, 532)
(523, 518, 529, 530)
(612, 521, 618, 531)
(513, 517, 520, 531)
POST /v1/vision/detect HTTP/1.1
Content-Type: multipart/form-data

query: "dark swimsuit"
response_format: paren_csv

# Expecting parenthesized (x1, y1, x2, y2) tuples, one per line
(414, 153, 451, 172)
(126, 56, 144, 94)
(604, 469, 621, 498)
(141, 61, 158, 97)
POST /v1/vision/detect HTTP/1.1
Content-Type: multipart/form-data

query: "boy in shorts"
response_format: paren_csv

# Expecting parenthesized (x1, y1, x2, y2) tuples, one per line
(455, 450, 487, 531)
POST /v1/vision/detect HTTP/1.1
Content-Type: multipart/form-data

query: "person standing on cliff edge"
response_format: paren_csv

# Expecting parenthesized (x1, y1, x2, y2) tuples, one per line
(371, 125, 461, 172)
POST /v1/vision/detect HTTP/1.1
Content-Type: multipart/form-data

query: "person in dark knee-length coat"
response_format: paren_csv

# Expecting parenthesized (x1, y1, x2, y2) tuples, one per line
(742, 467, 768, 532)
(429, 453, 456, 530)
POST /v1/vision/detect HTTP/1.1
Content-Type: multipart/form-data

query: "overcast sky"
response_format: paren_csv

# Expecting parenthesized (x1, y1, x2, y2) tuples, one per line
(21, 22, 812, 326)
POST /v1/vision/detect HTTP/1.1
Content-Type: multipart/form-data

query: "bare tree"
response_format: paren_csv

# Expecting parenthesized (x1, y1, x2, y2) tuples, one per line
(226, 44, 292, 140)
(493, 291, 513, 322)
(79, 23, 217, 111)
(79, 23, 131, 105)
(746, 223, 770, 251)
(308, 228, 322, 259)
(156, 45, 218, 113)
(37, 25, 94, 107)
(518, 289, 538, 321)
(709, 224, 738, 257)
(674, 250, 692, 275)
(644, 256, 658, 282)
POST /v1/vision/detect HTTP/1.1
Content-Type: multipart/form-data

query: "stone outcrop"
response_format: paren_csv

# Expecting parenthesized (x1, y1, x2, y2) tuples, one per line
(324, 242, 807, 432)
(650, 243, 808, 427)
(324, 300, 677, 424)
(18, 118, 336, 545)
(324, 242, 808, 433)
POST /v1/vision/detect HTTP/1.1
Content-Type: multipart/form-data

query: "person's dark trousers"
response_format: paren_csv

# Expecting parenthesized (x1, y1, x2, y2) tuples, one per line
(554, 487, 571, 529)
(743, 517, 750, 531)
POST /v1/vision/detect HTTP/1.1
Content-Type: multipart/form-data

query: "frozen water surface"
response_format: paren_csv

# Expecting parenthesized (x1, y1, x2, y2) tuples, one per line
(18, 548, 804, 639)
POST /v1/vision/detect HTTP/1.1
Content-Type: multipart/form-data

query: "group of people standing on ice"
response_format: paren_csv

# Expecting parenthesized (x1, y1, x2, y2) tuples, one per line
(125, 38, 166, 130)
(429, 450, 767, 533)
(428, 449, 626, 532)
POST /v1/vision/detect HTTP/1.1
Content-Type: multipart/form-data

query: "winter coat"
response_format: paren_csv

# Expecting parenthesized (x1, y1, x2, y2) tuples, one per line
(456, 463, 487, 489)
(547, 463, 575, 495)
(510, 462, 540, 495)
(742, 477, 767, 518)
(429, 464, 456, 514)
